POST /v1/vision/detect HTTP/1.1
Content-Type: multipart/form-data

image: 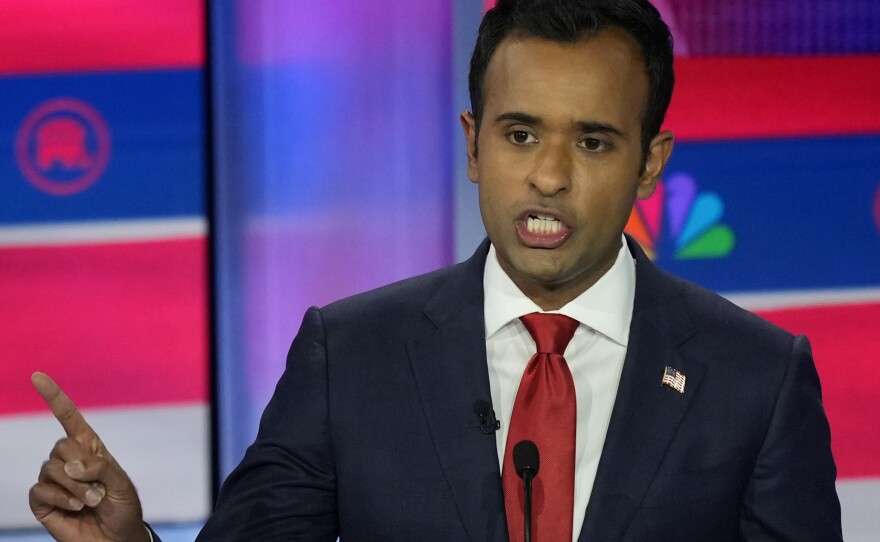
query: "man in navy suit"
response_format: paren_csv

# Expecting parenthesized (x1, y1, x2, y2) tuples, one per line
(30, 0, 841, 540)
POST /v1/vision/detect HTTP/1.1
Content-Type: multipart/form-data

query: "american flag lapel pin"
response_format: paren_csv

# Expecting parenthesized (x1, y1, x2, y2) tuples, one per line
(661, 366, 686, 394)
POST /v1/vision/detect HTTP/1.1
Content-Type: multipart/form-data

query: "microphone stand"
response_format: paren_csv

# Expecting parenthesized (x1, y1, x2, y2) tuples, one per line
(513, 440, 539, 542)
(523, 467, 533, 542)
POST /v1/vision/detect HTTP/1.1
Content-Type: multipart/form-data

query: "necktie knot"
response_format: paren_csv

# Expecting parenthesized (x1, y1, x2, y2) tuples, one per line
(520, 312, 579, 355)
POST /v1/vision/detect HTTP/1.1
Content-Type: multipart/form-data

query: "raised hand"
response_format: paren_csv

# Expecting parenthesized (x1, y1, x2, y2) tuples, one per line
(28, 372, 150, 542)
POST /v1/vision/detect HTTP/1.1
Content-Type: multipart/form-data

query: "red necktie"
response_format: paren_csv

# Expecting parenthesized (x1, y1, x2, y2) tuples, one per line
(503, 313, 579, 542)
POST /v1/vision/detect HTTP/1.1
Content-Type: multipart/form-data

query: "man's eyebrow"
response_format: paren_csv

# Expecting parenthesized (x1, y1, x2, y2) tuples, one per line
(575, 121, 626, 138)
(494, 111, 541, 125)
(493, 113, 628, 139)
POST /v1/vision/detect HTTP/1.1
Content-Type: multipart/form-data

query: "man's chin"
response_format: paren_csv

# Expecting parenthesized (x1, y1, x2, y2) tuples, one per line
(506, 256, 577, 289)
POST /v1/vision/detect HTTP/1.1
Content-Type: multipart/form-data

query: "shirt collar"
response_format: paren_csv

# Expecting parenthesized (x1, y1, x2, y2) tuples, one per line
(483, 236, 636, 346)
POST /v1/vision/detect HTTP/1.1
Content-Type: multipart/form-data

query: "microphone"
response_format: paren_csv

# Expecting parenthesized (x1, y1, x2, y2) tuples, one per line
(513, 440, 540, 542)
(473, 400, 501, 434)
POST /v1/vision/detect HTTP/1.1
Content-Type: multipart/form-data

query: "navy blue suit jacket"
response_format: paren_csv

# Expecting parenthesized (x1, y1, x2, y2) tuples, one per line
(191, 238, 841, 541)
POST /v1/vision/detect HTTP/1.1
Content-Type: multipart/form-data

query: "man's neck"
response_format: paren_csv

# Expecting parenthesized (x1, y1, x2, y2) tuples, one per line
(498, 252, 619, 311)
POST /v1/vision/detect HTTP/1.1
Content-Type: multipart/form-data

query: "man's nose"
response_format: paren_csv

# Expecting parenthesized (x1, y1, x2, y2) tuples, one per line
(528, 143, 572, 196)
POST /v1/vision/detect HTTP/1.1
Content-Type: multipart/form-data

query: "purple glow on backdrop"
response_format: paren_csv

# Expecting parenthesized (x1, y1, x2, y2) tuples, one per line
(215, 1, 452, 460)
(483, 0, 880, 56)
(236, 1, 440, 65)
(667, 0, 880, 55)
(875, 182, 880, 233)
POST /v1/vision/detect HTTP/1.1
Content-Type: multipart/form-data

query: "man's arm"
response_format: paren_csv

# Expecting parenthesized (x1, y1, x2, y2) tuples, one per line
(31, 306, 339, 541)
(738, 335, 842, 540)
(196, 306, 339, 540)
(29, 372, 151, 542)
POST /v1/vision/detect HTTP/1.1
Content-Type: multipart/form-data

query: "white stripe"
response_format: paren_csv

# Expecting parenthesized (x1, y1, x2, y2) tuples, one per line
(722, 287, 880, 311)
(838, 479, 880, 542)
(0, 404, 210, 529)
(1, 405, 876, 538)
(0, 218, 207, 247)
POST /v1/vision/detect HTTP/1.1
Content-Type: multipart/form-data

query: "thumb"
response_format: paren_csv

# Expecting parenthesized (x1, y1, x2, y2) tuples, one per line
(66, 451, 134, 496)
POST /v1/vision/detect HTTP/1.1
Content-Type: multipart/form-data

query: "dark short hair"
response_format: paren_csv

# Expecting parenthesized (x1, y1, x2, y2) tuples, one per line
(468, 0, 675, 153)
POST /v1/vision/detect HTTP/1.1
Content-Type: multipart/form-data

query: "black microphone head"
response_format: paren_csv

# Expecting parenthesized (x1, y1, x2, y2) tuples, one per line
(513, 440, 540, 478)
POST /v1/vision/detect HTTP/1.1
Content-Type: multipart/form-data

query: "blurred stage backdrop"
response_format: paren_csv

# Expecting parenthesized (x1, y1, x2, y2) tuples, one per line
(0, 0, 212, 534)
(1, 0, 878, 540)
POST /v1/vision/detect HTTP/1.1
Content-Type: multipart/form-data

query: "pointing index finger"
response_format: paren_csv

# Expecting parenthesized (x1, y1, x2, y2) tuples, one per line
(31, 372, 95, 440)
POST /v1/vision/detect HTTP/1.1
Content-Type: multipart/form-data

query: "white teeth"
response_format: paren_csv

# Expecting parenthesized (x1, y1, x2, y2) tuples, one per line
(526, 215, 562, 234)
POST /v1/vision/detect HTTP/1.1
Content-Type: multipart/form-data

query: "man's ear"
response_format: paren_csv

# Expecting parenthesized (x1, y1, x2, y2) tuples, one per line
(460, 111, 479, 184)
(637, 130, 674, 199)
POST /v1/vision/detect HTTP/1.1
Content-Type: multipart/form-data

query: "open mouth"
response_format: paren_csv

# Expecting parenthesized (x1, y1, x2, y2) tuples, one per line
(516, 211, 570, 248)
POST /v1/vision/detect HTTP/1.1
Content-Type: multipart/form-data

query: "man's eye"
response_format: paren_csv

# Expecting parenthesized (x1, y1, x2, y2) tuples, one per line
(580, 138, 609, 152)
(508, 131, 536, 144)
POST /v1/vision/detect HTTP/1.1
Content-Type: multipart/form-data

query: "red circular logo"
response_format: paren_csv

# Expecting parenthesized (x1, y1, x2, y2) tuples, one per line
(15, 98, 111, 196)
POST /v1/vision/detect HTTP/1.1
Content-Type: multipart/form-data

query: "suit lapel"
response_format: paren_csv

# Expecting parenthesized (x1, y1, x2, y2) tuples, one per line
(406, 238, 706, 541)
(408, 240, 508, 542)
(579, 239, 706, 541)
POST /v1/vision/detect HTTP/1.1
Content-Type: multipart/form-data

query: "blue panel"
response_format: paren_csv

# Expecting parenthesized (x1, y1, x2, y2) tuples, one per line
(653, 135, 880, 292)
(0, 70, 205, 224)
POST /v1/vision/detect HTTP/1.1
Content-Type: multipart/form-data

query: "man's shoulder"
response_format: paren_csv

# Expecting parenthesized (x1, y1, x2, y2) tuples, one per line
(627, 236, 793, 348)
(649, 263, 797, 351)
(318, 259, 473, 325)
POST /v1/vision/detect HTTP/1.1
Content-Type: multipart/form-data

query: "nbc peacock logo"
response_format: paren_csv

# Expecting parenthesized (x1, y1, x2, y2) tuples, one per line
(625, 172, 735, 260)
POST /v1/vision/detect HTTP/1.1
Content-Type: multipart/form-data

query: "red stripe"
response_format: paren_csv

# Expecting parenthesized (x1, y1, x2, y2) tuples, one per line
(0, 239, 209, 414)
(0, 0, 204, 75)
(756, 302, 880, 479)
(666, 56, 880, 141)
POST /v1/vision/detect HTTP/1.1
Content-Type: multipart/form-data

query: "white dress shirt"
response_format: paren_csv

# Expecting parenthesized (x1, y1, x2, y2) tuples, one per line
(483, 236, 636, 540)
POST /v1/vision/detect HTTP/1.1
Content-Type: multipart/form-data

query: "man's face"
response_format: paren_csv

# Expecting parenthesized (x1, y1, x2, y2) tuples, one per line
(462, 28, 673, 309)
